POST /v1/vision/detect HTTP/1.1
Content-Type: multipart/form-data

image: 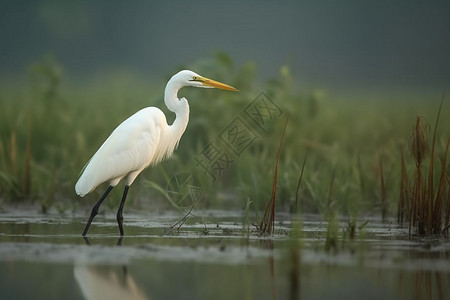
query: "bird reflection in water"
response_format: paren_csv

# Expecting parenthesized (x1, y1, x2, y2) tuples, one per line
(74, 237, 150, 300)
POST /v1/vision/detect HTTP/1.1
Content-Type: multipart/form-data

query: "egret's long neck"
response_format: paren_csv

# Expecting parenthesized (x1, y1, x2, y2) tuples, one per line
(164, 79, 190, 137)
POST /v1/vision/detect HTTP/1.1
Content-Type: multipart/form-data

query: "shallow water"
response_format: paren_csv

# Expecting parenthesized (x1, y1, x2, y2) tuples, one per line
(0, 208, 449, 300)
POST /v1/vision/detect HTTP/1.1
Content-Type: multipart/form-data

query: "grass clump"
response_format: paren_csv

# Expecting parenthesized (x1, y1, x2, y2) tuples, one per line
(398, 99, 450, 236)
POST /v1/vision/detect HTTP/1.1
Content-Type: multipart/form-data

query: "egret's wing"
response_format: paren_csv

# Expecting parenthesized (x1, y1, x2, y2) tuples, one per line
(75, 108, 165, 196)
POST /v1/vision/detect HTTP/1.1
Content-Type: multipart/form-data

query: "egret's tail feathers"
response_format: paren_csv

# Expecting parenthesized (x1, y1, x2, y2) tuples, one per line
(75, 177, 92, 197)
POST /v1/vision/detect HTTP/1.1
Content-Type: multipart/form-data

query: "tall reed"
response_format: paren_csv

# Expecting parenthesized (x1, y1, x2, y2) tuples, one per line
(400, 98, 449, 236)
(259, 116, 289, 235)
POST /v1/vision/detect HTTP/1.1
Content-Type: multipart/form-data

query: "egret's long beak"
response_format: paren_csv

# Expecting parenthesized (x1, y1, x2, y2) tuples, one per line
(194, 76, 239, 91)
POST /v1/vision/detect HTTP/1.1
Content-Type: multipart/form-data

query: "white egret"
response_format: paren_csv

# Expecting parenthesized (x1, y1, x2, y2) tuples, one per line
(75, 70, 238, 236)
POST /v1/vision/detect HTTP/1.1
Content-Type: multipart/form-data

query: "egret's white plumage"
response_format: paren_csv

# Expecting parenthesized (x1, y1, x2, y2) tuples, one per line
(76, 70, 237, 236)
(75, 106, 182, 196)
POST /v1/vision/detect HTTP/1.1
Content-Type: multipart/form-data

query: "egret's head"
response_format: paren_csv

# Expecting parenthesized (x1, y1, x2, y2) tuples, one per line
(174, 70, 238, 91)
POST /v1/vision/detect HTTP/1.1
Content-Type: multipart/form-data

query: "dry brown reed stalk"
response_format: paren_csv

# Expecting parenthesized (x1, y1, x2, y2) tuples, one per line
(426, 100, 440, 232)
(432, 137, 449, 234)
(259, 116, 289, 235)
(409, 115, 429, 234)
(378, 151, 387, 221)
(405, 97, 449, 236)
(445, 180, 450, 234)
(398, 141, 410, 226)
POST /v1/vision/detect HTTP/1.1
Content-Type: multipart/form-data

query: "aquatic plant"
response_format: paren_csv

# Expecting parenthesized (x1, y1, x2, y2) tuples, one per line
(293, 155, 307, 215)
(259, 116, 289, 235)
(378, 151, 388, 221)
(398, 99, 450, 236)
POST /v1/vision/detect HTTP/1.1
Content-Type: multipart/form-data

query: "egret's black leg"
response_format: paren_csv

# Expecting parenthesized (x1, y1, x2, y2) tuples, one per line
(117, 185, 130, 236)
(82, 185, 114, 236)
(83, 236, 91, 245)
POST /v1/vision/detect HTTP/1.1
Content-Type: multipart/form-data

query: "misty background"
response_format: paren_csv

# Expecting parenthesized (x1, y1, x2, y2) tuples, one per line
(1, 0, 449, 97)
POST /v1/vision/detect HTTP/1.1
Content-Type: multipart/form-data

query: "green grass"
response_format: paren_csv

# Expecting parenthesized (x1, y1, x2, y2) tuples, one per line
(0, 53, 449, 233)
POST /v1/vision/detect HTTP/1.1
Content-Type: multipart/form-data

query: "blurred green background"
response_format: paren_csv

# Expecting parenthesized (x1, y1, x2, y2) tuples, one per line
(0, 1, 449, 218)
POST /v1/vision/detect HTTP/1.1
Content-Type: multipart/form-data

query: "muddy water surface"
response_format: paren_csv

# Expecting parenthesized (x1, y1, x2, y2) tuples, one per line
(1, 208, 449, 300)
